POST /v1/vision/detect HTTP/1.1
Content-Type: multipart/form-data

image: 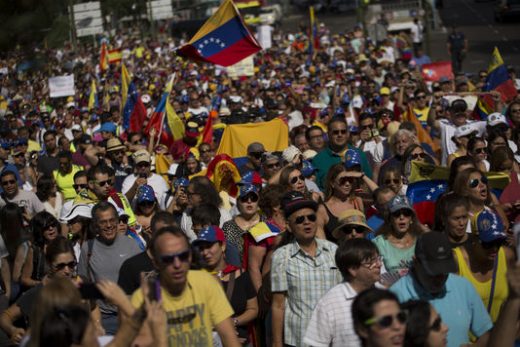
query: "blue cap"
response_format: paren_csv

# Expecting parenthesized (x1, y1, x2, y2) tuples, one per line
(193, 225, 225, 245)
(239, 171, 263, 186)
(301, 160, 316, 178)
(388, 195, 414, 214)
(136, 184, 155, 204)
(174, 178, 189, 189)
(0, 142, 11, 150)
(97, 122, 117, 133)
(477, 210, 507, 243)
(239, 184, 259, 197)
(344, 149, 361, 168)
(349, 125, 359, 134)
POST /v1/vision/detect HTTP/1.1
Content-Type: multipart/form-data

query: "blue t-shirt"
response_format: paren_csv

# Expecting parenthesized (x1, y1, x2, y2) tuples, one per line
(390, 273, 493, 347)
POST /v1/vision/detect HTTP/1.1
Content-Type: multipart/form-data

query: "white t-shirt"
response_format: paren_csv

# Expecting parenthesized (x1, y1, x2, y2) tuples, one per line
(304, 282, 361, 347)
(439, 119, 486, 166)
(121, 173, 169, 203)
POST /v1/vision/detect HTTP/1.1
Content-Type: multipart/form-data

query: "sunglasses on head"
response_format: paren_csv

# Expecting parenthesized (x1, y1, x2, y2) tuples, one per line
(469, 176, 488, 188)
(365, 311, 407, 328)
(160, 250, 191, 265)
(338, 176, 355, 185)
(290, 175, 305, 185)
(95, 179, 112, 187)
(411, 152, 426, 160)
(249, 152, 264, 159)
(1, 179, 16, 186)
(73, 183, 87, 190)
(239, 193, 259, 203)
(294, 213, 317, 225)
(332, 129, 347, 136)
(429, 316, 443, 332)
(384, 178, 401, 185)
(54, 261, 77, 271)
(391, 209, 413, 218)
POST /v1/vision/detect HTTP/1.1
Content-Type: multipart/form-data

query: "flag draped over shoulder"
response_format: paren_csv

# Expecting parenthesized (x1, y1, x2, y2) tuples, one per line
(177, 0, 261, 66)
(403, 105, 440, 152)
(100, 42, 109, 73)
(217, 118, 289, 157)
(88, 79, 98, 111)
(121, 64, 147, 133)
(145, 75, 185, 147)
(476, 47, 518, 119)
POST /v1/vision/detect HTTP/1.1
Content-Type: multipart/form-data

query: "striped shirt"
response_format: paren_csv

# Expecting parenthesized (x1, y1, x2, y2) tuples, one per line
(271, 238, 341, 347)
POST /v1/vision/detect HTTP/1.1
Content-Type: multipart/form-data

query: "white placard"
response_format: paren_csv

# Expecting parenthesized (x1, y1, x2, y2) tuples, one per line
(74, 9, 102, 20)
(77, 27, 104, 37)
(49, 75, 75, 98)
(73, 2, 100, 12)
(226, 56, 255, 79)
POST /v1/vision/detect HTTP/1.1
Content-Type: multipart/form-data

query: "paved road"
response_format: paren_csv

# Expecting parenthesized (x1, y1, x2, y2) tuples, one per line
(438, 0, 520, 74)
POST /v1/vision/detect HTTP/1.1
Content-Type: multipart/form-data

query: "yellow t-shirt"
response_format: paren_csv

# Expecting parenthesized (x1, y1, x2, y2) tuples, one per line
(53, 165, 83, 200)
(131, 270, 234, 347)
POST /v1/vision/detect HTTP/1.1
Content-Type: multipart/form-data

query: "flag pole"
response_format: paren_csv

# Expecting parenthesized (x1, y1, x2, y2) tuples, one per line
(157, 73, 176, 144)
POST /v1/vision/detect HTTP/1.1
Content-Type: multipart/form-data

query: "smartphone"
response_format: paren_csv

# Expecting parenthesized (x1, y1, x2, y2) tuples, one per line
(139, 173, 147, 179)
(79, 283, 104, 300)
(148, 277, 161, 302)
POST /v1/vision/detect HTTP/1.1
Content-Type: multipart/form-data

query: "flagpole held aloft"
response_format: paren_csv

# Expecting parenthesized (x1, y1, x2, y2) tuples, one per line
(157, 73, 176, 143)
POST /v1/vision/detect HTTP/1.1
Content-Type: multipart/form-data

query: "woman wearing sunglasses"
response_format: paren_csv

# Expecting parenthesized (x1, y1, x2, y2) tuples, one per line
(373, 196, 423, 284)
(467, 137, 489, 173)
(222, 184, 263, 260)
(60, 204, 93, 261)
(352, 288, 407, 347)
(381, 166, 405, 196)
(453, 168, 509, 233)
(452, 210, 514, 323)
(401, 144, 435, 184)
(401, 300, 448, 347)
(193, 226, 258, 345)
(447, 125, 476, 167)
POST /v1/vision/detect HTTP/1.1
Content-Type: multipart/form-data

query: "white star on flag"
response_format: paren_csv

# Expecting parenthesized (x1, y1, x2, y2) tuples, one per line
(426, 194, 432, 200)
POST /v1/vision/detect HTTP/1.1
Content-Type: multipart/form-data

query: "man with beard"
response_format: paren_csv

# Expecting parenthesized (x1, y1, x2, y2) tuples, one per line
(390, 232, 492, 347)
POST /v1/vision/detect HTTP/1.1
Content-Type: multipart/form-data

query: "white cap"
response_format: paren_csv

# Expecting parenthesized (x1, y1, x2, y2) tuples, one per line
(454, 124, 476, 138)
(60, 204, 92, 222)
(302, 149, 318, 160)
(71, 124, 82, 131)
(487, 112, 507, 127)
(66, 102, 75, 109)
(282, 145, 302, 163)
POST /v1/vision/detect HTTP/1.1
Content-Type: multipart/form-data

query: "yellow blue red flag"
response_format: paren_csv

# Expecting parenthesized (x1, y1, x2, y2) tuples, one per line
(88, 79, 98, 111)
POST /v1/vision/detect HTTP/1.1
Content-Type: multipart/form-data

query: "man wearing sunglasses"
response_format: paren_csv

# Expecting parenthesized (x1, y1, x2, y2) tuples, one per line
(312, 117, 372, 190)
(122, 149, 168, 203)
(391, 232, 493, 347)
(238, 142, 265, 176)
(271, 191, 341, 347)
(304, 238, 381, 347)
(130, 226, 241, 347)
(0, 170, 44, 217)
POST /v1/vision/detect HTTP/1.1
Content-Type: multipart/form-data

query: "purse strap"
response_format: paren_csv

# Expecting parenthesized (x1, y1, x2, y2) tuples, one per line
(487, 255, 499, 313)
(225, 270, 237, 301)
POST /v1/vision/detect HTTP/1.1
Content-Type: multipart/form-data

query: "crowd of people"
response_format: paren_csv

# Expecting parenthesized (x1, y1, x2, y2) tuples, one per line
(0, 18, 519, 347)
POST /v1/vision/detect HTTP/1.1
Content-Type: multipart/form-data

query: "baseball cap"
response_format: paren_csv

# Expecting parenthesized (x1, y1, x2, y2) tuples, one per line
(282, 191, 318, 218)
(60, 204, 92, 222)
(380, 87, 390, 96)
(78, 135, 92, 145)
(185, 121, 200, 138)
(450, 99, 468, 113)
(97, 122, 117, 134)
(239, 171, 263, 186)
(193, 226, 226, 245)
(239, 184, 259, 198)
(301, 160, 316, 178)
(332, 209, 373, 240)
(106, 138, 126, 152)
(344, 149, 361, 168)
(132, 149, 151, 164)
(487, 112, 508, 127)
(282, 145, 302, 163)
(453, 124, 477, 138)
(415, 232, 457, 276)
(247, 142, 265, 154)
(174, 177, 189, 190)
(388, 195, 414, 214)
(136, 185, 155, 204)
(477, 210, 507, 243)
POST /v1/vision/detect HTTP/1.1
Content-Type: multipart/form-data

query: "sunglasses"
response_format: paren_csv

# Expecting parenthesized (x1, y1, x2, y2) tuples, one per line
(429, 316, 443, 332)
(290, 175, 305, 185)
(139, 201, 155, 208)
(170, 312, 196, 325)
(361, 124, 374, 130)
(473, 147, 486, 154)
(338, 176, 355, 185)
(342, 226, 365, 235)
(53, 261, 77, 271)
(1, 179, 16, 186)
(332, 129, 347, 135)
(384, 178, 401, 185)
(468, 176, 488, 188)
(511, 108, 520, 113)
(95, 179, 113, 187)
(266, 162, 280, 169)
(365, 311, 407, 328)
(160, 250, 191, 265)
(416, 95, 427, 100)
(391, 209, 413, 218)
(44, 223, 58, 231)
(14, 153, 25, 158)
(239, 193, 259, 203)
(73, 184, 88, 190)
(411, 153, 426, 160)
(294, 213, 317, 225)
(199, 148, 211, 154)
(119, 215, 130, 224)
(249, 152, 264, 159)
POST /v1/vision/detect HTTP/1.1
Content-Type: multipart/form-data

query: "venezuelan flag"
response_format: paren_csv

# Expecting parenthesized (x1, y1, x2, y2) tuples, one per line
(476, 47, 517, 119)
(177, 0, 261, 66)
(121, 64, 147, 133)
(100, 41, 109, 73)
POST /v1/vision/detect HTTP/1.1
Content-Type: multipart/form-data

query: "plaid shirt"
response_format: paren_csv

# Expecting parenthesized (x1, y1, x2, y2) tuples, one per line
(271, 238, 342, 347)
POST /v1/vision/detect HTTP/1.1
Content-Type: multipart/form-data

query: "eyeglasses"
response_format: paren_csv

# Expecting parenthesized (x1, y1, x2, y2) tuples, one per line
(44, 223, 58, 231)
(1, 179, 16, 186)
(360, 255, 383, 269)
(411, 152, 426, 160)
(53, 261, 77, 271)
(429, 316, 443, 332)
(249, 152, 264, 159)
(468, 176, 488, 188)
(73, 184, 88, 190)
(95, 179, 113, 187)
(473, 147, 486, 154)
(365, 311, 407, 328)
(391, 209, 414, 218)
(239, 193, 259, 203)
(338, 176, 355, 185)
(290, 175, 305, 185)
(266, 162, 280, 169)
(361, 124, 374, 130)
(332, 129, 347, 135)
(384, 178, 401, 185)
(159, 250, 191, 265)
(294, 213, 317, 224)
